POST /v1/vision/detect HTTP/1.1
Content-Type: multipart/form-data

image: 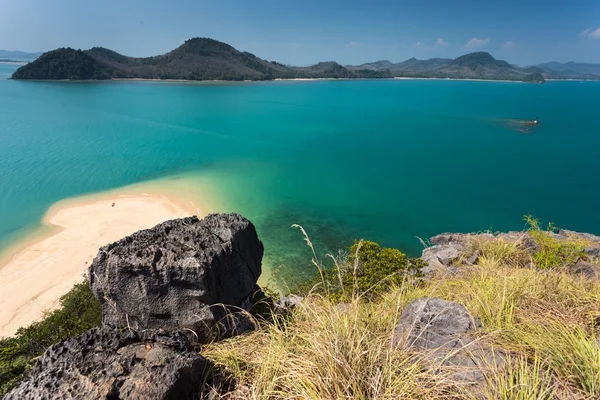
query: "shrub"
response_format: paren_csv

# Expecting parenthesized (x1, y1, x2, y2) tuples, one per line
(292, 224, 424, 302)
(0, 281, 101, 396)
(525, 216, 585, 269)
(331, 240, 424, 301)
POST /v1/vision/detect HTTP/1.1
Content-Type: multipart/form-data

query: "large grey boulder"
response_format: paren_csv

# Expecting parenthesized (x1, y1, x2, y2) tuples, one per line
(4, 327, 208, 400)
(393, 298, 480, 348)
(89, 213, 263, 343)
(394, 298, 504, 385)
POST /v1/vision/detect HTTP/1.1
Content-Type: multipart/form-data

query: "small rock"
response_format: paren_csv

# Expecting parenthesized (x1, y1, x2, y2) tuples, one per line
(584, 247, 600, 261)
(430, 233, 470, 247)
(393, 298, 504, 385)
(558, 229, 600, 243)
(466, 250, 480, 265)
(3, 327, 208, 400)
(568, 260, 600, 281)
(421, 245, 462, 276)
(275, 295, 303, 312)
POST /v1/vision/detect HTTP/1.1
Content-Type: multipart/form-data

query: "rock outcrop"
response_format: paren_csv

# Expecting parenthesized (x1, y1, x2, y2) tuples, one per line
(4, 327, 208, 400)
(393, 298, 504, 385)
(88, 214, 264, 343)
(5, 213, 267, 400)
(421, 229, 600, 280)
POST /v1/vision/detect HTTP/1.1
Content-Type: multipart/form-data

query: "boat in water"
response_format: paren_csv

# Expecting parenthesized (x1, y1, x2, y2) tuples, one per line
(523, 117, 539, 127)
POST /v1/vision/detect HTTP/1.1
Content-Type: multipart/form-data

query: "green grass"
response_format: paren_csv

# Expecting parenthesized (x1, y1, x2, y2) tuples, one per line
(525, 215, 587, 269)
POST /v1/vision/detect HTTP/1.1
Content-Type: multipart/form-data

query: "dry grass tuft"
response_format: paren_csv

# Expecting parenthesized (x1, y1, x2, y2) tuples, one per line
(204, 295, 465, 399)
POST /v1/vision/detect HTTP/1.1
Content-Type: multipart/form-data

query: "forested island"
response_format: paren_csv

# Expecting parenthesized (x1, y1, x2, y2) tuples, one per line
(12, 38, 550, 83)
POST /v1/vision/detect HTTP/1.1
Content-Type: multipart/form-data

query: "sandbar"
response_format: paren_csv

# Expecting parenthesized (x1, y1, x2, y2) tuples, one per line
(0, 185, 204, 338)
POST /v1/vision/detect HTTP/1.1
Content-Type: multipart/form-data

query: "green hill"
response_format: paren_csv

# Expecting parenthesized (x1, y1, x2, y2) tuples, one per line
(12, 40, 544, 83)
(11, 48, 114, 80)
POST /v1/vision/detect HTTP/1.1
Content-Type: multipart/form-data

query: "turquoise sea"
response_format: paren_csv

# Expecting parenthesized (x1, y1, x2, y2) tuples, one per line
(1, 61, 599, 284)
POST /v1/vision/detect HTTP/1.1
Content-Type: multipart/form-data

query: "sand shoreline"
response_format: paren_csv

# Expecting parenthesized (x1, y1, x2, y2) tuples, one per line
(0, 180, 206, 338)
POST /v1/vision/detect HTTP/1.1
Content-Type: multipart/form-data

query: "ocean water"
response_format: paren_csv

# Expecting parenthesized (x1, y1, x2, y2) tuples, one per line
(1, 62, 599, 284)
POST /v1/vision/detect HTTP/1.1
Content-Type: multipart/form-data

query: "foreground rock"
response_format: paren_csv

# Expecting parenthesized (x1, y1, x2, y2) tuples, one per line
(89, 213, 264, 343)
(394, 298, 504, 385)
(4, 327, 208, 400)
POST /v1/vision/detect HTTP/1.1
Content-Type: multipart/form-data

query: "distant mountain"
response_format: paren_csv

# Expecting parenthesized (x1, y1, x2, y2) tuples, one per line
(349, 52, 545, 82)
(392, 57, 452, 72)
(348, 57, 452, 74)
(296, 61, 391, 79)
(352, 60, 394, 71)
(12, 38, 391, 81)
(0, 50, 42, 59)
(535, 61, 600, 79)
(523, 66, 545, 74)
(13, 39, 547, 83)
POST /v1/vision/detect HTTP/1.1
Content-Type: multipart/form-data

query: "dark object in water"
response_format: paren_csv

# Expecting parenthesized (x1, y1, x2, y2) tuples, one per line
(524, 117, 539, 127)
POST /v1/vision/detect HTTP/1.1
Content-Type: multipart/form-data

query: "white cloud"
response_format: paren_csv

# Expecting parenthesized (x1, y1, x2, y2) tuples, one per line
(502, 40, 516, 50)
(413, 38, 448, 50)
(346, 41, 359, 48)
(434, 38, 449, 48)
(580, 27, 600, 39)
(588, 28, 600, 39)
(464, 37, 489, 50)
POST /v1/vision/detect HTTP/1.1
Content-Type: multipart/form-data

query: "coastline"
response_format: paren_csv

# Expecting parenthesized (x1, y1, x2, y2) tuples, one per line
(7, 76, 564, 84)
(0, 176, 209, 338)
(10, 75, 599, 84)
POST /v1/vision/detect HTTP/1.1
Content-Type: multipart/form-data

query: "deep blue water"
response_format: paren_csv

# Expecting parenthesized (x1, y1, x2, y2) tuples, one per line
(1, 62, 599, 283)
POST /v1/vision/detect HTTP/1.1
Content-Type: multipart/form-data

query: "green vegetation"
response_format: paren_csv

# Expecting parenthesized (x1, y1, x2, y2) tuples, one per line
(525, 215, 586, 269)
(523, 72, 546, 83)
(13, 39, 546, 82)
(0, 282, 101, 396)
(451, 51, 512, 69)
(12, 38, 390, 82)
(11, 48, 115, 80)
(207, 234, 600, 399)
(292, 224, 424, 302)
(2, 218, 599, 398)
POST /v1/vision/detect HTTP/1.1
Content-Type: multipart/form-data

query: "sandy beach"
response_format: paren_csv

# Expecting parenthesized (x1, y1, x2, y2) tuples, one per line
(0, 187, 203, 338)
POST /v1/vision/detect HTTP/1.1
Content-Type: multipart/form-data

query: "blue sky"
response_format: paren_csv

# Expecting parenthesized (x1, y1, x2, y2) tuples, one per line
(1, 0, 599, 65)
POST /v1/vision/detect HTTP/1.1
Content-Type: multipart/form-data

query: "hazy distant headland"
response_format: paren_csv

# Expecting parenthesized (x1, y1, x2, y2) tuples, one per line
(0, 49, 42, 59)
(19, 37, 600, 83)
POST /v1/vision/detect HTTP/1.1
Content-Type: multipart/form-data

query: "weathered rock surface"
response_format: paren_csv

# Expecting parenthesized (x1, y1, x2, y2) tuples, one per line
(4, 327, 208, 400)
(420, 229, 600, 281)
(569, 260, 600, 281)
(421, 233, 476, 275)
(393, 298, 480, 348)
(89, 213, 264, 343)
(394, 298, 504, 385)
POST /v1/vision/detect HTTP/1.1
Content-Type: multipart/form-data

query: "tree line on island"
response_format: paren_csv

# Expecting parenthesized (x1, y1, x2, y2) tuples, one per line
(8, 37, 558, 83)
